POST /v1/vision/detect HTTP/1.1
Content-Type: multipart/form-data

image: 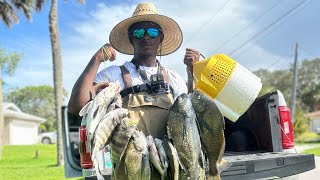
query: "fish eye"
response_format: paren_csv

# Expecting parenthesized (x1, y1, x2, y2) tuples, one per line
(197, 95, 200, 100)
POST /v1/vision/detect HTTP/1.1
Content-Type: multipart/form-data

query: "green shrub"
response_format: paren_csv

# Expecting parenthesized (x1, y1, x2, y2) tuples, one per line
(295, 131, 320, 143)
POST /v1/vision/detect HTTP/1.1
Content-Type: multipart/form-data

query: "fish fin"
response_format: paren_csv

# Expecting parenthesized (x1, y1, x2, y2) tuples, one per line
(119, 140, 131, 161)
(93, 154, 105, 180)
(167, 126, 172, 139)
(182, 117, 189, 140)
(217, 158, 232, 173)
(198, 115, 214, 133)
(141, 154, 147, 179)
(79, 100, 93, 117)
(124, 164, 129, 180)
(198, 150, 206, 169)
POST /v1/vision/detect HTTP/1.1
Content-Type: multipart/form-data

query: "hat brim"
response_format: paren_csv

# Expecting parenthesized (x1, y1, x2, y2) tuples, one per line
(109, 14, 183, 56)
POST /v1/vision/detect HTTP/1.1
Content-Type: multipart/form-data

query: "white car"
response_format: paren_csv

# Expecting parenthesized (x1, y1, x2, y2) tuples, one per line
(38, 131, 57, 144)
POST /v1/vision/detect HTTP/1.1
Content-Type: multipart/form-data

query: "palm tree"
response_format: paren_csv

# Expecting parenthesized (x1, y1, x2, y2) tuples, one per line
(0, 0, 85, 165)
(48, 0, 85, 167)
(0, 0, 43, 27)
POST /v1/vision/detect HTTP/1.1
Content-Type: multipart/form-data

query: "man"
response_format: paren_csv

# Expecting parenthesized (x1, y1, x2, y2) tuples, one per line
(68, 2, 199, 131)
(68, 2, 199, 179)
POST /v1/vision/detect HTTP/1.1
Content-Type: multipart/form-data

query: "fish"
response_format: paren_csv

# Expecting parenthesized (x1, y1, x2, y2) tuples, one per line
(162, 137, 180, 180)
(124, 130, 151, 180)
(87, 82, 121, 142)
(191, 90, 232, 180)
(107, 93, 122, 113)
(90, 108, 129, 180)
(154, 138, 169, 178)
(110, 117, 137, 170)
(167, 93, 205, 180)
(147, 136, 168, 180)
(78, 82, 120, 147)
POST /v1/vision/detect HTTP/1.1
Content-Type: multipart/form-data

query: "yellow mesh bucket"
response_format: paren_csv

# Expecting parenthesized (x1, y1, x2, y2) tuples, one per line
(193, 54, 236, 99)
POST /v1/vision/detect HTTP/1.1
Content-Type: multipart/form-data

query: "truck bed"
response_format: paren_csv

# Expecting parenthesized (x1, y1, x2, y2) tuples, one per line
(222, 152, 315, 179)
(83, 152, 315, 180)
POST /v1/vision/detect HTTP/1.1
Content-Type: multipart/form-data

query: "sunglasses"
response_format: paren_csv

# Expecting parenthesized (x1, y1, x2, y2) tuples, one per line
(130, 28, 162, 39)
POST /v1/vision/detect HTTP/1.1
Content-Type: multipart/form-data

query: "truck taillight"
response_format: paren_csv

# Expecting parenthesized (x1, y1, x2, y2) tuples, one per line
(278, 106, 295, 149)
(79, 125, 93, 169)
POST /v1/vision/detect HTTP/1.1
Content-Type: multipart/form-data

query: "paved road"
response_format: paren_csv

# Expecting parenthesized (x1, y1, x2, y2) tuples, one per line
(294, 144, 320, 180)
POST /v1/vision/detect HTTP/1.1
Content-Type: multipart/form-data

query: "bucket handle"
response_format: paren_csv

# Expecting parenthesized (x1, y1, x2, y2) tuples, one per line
(187, 53, 206, 94)
(187, 65, 194, 94)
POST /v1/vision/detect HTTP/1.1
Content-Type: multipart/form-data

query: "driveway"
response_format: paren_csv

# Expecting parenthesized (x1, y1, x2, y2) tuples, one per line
(295, 144, 320, 179)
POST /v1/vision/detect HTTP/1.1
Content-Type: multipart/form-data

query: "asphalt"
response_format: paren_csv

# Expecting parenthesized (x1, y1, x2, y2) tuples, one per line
(293, 144, 320, 180)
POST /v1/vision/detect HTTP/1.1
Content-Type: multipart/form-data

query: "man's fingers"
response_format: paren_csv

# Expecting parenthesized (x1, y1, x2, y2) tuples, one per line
(104, 45, 117, 61)
(184, 48, 200, 66)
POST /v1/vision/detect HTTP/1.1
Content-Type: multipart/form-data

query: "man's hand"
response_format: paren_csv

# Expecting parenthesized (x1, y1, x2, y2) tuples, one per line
(183, 48, 200, 66)
(94, 43, 117, 63)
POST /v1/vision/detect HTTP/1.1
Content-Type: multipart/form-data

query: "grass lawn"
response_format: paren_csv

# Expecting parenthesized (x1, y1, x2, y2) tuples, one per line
(0, 144, 83, 180)
(303, 147, 320, 156)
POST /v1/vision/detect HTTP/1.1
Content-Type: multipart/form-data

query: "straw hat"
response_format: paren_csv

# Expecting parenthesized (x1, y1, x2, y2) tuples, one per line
(109, 2, 183, 56)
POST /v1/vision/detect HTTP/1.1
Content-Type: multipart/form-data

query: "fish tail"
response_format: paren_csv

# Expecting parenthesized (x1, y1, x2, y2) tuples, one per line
(217, 158, 232, 173)
(141, 155, 146, 179)
(207, 174, 221, 180)
(93, 155, 105, 180)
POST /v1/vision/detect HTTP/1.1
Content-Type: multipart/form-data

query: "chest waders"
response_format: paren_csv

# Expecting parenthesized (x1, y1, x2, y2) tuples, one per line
(112, 64, 173, 180)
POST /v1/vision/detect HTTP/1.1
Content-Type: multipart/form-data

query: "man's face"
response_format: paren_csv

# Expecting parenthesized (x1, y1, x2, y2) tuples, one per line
(129, 21, 164, 56)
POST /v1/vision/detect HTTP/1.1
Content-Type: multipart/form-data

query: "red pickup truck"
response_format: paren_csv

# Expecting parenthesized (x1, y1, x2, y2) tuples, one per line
(62, 90, 315, 179)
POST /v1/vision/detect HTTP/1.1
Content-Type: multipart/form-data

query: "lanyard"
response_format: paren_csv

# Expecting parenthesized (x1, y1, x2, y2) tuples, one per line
(131, 59, 161, 83)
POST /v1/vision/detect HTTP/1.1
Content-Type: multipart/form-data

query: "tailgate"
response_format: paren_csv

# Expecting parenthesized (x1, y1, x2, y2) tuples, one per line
(85, 152, 315, 180)
(222, 152, 315, 179)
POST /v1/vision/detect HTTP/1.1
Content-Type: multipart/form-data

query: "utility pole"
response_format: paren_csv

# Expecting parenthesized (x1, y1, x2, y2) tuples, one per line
(290, 43, 298, 123)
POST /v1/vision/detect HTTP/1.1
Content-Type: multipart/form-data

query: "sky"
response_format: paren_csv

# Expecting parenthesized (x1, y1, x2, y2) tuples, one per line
(0, 0, 319, 105)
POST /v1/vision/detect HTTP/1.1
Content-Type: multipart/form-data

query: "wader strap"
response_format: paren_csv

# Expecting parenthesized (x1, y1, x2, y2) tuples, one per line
(119, 65, 132, 88)
(159, 65, 170, 83)
(158, 63, 174, 93)
(119, 63, 174, 97)
(131, 60, 149, 82)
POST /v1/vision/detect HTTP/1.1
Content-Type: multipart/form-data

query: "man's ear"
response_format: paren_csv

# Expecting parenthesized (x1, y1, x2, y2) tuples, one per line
(129, 36, 133, 45)
(160, 34, 164, 43)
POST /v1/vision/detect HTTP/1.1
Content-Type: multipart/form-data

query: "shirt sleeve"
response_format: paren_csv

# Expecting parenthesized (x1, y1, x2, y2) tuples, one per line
(94, 65, 121, 84)
(168, 70, 188, 100)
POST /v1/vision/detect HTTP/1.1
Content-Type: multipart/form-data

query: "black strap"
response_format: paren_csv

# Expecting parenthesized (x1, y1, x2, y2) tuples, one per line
(131, 59, 149, 82)
(119, 61, 174, 97)
(120, 83, 171, 98)
(120, 84, 150, 98)
(119, 65, 132, 88)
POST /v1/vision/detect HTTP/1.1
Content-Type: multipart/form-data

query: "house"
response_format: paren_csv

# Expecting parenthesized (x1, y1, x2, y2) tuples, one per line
(305, 110, 320, 134)
(2, 103, 46, 145)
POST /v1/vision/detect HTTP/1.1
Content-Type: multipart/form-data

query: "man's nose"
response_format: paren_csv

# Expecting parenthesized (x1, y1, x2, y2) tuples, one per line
(142, 32, 151, 40)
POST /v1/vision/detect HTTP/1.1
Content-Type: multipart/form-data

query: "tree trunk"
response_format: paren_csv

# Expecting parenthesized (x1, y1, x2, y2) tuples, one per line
(49, 0, 64, 166)
(0, 65, 4, 159)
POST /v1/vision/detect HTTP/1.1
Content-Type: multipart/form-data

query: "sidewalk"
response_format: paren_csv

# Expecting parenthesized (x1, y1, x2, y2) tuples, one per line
(295, 144, 320, 179)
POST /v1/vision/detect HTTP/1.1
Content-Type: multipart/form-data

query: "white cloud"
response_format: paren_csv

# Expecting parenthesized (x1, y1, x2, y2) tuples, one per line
(60, 0, 289, 98)
(4, 0, 290, 102)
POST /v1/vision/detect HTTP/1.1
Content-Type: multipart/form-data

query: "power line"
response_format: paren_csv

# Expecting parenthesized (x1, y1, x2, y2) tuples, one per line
(183, 0, 231, 46)
(228, 0, 308, 56)
(300, 46, 317, 58)
(278, 58, 293, 69)
(213, 1, 281, 53)
(232, 0, 310, 59)
(265, 55, 293, 70)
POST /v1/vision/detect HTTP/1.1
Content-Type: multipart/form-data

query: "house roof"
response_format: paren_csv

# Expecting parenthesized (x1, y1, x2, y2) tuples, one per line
(3, 102, 46, 123)
(305, 110, 320, 119)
